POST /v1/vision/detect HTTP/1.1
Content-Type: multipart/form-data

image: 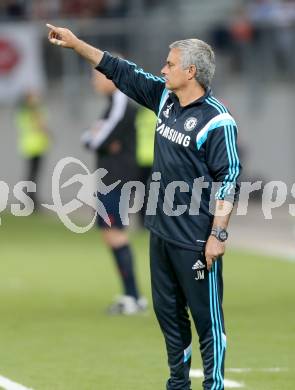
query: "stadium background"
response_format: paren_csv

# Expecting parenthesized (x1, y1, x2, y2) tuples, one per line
(0, 1, 294, 389)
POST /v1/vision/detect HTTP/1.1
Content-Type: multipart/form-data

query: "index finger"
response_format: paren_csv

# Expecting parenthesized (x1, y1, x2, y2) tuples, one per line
(206, 256, 213, 271)
(46, 23, 58, 31)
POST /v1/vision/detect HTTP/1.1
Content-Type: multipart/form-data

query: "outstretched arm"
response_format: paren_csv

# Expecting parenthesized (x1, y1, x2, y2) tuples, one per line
(46, 23, 166, 113)
(46, 24, 103, 67)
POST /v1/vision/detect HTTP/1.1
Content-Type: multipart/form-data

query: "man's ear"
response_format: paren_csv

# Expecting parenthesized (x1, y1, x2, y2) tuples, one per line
(187, 65, 197, 80)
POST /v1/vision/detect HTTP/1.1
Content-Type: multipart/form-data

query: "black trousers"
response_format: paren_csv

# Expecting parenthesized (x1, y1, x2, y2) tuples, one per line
(150, 233, 226, 390)
(138, 166, 152, 226)
(26, 155, 42, 208)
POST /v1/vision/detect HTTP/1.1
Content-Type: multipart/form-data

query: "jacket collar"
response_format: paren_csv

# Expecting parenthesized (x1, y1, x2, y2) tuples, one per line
(170, 88, 211, 108)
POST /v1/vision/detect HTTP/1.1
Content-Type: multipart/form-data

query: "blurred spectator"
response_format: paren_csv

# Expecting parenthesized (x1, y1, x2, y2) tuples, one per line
(135, 106, 156, 227)
(247, 0, 295, 79)
(229, 6, 254, 72)
(210, 0, 295, 80)
(30, 0, 62, 20)
(61, 0, 106, 18)
(81, 69, 147, 315)
(0, 0, 168, 20)
(101, 0, 128, 17)
(0, 0, 27, 20)
(271, 0, 295, 78)
(15, 91, 51, 210)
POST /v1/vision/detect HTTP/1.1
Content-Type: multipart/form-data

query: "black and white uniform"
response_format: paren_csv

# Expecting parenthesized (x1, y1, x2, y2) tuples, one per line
(83, 89, 138, 228)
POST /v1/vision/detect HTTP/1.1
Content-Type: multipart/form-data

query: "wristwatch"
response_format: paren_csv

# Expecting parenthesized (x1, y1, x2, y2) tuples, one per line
(210, 227, 228, 242)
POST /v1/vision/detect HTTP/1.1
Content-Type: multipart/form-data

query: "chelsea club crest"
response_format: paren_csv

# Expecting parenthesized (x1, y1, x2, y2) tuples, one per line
(184, 117, 198, 131)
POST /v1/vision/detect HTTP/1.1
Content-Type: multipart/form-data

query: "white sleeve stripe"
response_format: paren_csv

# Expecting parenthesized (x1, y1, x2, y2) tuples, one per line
(157, 88, 170, 117)
(196, 113, 237, 146)
(90, 90, 128, 149)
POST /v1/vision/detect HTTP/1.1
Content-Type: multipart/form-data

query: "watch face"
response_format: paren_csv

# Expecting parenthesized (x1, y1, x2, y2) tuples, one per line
(219, 230, 228, 241)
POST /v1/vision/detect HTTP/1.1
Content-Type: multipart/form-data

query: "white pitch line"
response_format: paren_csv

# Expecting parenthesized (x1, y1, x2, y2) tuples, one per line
(227, 367, 287, 373)
(0, 375, 33, 390)
(190, 369, 244, 388)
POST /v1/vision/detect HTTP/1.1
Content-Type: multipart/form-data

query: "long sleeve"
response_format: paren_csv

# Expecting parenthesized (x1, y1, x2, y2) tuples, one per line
(89, 91, 128, 150)
(204, 121, 242, 202)
(95, 52, 166, 114)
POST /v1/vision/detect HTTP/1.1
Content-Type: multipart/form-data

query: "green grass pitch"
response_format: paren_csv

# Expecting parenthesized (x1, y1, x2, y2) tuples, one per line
(0, 213, 294, 389)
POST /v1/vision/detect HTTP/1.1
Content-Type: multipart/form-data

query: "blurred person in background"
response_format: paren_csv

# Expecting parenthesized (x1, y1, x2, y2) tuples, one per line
(81, 69, 147, 315)
(15, 91, 51, 210)
(0, 0, 27, 20)
(47, 24, 242, 390)
(61, 0, 106, 18)
(29, 0, 62, 20)
(135, 106, 156, 227)
(248, 0, 295, 79)
(229, 5, 254, 73)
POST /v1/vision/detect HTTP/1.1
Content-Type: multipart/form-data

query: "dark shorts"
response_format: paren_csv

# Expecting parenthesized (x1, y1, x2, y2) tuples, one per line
(96, 189, 125, 229)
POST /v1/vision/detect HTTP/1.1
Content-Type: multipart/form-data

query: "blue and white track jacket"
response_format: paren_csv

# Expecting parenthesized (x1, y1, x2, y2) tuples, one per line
(96, 52, 242, 250)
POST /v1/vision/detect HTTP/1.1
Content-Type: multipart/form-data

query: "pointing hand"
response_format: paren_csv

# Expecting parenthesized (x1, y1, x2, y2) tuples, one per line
(46, 24, 79, 49)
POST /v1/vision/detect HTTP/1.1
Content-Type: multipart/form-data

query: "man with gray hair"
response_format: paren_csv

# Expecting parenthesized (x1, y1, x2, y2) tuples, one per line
(47, 24, 241, 390)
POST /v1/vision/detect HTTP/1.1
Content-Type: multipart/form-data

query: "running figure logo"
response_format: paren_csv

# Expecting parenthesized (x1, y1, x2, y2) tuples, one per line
(43, 157, 121, 233)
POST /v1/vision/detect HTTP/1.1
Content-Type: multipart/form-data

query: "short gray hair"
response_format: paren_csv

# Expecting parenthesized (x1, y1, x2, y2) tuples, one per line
(169, 39, 215, 89)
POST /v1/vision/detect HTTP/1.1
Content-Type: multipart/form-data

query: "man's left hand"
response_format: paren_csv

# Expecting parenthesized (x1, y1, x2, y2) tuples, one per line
(205, 235, 225, 271)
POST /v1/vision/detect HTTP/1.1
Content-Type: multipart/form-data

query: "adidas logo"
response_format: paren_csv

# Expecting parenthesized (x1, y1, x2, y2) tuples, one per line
(192, 260, 205, 270)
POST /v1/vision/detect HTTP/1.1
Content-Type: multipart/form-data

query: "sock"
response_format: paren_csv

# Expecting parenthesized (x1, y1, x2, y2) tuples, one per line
(112, 244, 139, 300)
